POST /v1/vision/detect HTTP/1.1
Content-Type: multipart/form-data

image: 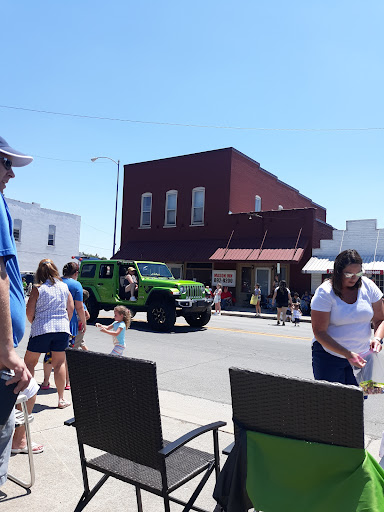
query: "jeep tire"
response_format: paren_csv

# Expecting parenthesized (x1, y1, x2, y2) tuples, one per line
(184, 309, 211, 328)
(147, 300, 176, 331)
(87, 293, 100, 323)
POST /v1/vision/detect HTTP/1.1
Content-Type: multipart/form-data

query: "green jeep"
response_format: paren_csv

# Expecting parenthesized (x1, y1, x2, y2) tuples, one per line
(78, 259, 213, 331)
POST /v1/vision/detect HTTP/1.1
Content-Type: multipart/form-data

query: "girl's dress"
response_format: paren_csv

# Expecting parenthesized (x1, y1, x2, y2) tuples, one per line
(110, 320, 126, 356)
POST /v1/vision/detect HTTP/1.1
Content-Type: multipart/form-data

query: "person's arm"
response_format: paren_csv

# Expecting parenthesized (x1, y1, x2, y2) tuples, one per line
(370, 299, 384, 352)
(287, 291, 292, 307)
(67, 293, 74, 322)
(84, 309, 90, 321)
(100, 326, 122, 337)
(96, 322, 114, 331)
(0, 256, 31, 392)
(311, 310, 367, 367)
(26, 285, 38, 323)
(272, 290, 277, 305)
(75, 299, 86, 333)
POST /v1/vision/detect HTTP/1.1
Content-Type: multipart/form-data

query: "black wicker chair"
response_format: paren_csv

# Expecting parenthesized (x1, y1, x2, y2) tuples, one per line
(229, 367, 364, 449)
(65, 349, 226, 512)
(214, 368, 365, 511)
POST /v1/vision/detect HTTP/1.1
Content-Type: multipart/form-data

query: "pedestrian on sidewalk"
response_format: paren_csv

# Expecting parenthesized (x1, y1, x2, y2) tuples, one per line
(213, 283, 222, 315)
(24, 259, 74, 409)
(311, 249, 384, 385)
(272, 280, 292, 326)
(0, 136, 33, 485)
(292, 302, 302, 326)
(96, 306, 131, 356)
(253, 283, 262, 317)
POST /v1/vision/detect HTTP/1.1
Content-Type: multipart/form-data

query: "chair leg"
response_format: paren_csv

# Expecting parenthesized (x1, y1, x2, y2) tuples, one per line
(7, 399, 35, 489)
(163, 494, 171, 512)
(135, 486, 143, 512)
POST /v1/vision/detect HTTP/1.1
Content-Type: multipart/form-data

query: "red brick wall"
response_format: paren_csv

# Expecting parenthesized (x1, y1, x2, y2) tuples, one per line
(229, 150, 326, 222)
(121, 149, 232, 243)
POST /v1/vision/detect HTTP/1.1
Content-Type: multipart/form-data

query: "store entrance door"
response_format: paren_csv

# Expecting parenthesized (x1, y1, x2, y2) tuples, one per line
(255, 267, 270, 303)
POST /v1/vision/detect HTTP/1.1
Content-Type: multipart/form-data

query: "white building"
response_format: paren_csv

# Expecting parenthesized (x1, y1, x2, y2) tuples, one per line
(5, 198, 81, 274)
(302, 219, 384, 293)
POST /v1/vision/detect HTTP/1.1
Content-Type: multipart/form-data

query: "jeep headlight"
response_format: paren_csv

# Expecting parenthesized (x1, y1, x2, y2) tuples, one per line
(179, 285, 186, 294)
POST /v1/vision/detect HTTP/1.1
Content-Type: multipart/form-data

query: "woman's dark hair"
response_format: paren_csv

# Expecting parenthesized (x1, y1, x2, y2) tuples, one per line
(35, 259, 61, 285)
(279, 280, 287, 292)
(332, 249, 363, 298)
(62, 261, 79, 277)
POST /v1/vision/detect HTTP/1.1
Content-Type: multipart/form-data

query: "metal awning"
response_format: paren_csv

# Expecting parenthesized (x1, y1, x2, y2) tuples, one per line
(209, 240, 307, 262)
(302, 255, 384, 274)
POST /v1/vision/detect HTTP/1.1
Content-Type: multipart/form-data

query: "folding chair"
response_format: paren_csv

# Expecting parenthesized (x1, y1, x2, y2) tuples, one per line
(214, 368, 384, 512)
(65, 349, 226, 512)
(7, 394, 35, 488)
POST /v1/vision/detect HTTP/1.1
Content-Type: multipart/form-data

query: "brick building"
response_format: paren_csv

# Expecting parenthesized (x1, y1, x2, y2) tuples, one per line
(115, 148, 333, 304)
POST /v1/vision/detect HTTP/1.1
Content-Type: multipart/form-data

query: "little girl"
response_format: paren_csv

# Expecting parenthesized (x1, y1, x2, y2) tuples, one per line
(96, 306, 131, 356)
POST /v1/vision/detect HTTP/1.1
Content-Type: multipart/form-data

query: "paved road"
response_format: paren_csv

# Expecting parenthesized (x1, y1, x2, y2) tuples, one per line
(18, 311, 384, 438)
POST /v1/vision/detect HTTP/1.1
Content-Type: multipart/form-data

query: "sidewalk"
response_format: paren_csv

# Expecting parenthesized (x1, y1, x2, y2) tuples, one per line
(219, 306, 312, 323)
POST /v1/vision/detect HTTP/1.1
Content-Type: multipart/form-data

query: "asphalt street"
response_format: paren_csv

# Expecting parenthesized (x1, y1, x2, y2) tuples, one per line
(17, 311, 384, 439)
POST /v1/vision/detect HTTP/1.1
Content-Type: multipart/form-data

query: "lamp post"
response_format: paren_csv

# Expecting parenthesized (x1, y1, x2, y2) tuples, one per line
(91, 156, 120, 257)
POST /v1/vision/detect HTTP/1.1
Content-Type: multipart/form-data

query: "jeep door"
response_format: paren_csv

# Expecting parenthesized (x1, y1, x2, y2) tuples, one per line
(96, 263, 116, 303)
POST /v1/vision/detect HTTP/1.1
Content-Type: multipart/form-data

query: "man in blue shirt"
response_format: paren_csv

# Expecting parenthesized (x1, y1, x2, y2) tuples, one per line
(0, 136, 33, 486)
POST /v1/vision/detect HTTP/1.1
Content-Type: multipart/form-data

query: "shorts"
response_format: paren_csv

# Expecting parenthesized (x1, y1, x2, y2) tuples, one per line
(110, 345, 125, 356)
(0, 409, 15, 486)
(73, 332, 86, 350)
(27, 332, 70, 354)
(312, 341, 358, 386)
(214, 296, 221, 304)
(276, 303, 288, 309)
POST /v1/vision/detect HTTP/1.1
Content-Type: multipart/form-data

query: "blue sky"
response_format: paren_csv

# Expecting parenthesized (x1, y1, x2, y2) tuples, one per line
(2, 1, 383, 258)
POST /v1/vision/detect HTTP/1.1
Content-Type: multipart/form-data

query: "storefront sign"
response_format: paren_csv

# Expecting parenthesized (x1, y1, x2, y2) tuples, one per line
(212, 270, 236, 287)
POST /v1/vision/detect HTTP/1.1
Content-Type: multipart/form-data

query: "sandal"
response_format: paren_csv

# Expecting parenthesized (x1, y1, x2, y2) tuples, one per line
(64, 385, 71, 390)
(11, 442, 44, 454)
(58, 399, 71, 409)
(40, 383, 50, 390)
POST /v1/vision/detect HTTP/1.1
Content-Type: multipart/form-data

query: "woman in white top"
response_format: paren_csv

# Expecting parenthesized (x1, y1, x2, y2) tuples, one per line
(311, 249, 384, 385)
(24, 259, 74, 408)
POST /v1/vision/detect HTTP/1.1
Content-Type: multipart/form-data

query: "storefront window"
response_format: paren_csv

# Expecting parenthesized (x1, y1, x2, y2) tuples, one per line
(241, 267, 252, 293)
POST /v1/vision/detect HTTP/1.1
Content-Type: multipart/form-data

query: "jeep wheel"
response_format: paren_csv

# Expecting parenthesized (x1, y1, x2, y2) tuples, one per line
(184, 309, 211, 328)
(147, 301, 176, 331)
(87, 294, 100, 323)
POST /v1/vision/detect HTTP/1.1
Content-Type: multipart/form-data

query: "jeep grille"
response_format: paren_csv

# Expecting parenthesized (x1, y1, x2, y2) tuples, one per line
(185, 284, 203, 299)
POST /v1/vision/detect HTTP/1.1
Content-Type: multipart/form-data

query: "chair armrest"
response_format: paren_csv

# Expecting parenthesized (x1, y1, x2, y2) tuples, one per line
(222, 441, 234, 455)
(64, 417, 76, 427)
(159, 421, 226, 458)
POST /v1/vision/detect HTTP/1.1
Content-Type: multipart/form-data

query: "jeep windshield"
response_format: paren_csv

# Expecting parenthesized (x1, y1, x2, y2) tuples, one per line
(137, 263, 174, 279)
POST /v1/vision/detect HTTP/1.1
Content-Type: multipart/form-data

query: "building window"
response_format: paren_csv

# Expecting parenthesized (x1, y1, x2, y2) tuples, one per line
(140, 193, 152, 227)
(48, 225, 56, 246)
(191, 187, 205, 225)
(255, 195, 261, 212)
(13, 219, 22, 242)
(165, 190, 177, 226)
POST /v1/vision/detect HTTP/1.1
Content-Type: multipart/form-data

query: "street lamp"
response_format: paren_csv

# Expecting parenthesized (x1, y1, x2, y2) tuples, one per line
(91, 156, 120, 257)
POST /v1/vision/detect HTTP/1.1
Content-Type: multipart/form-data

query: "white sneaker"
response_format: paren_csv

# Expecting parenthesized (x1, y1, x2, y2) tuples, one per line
(129, 297, 137, 302)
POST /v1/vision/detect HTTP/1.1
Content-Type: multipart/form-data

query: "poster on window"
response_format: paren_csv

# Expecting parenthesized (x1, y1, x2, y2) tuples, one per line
(212, 270, 236, 287)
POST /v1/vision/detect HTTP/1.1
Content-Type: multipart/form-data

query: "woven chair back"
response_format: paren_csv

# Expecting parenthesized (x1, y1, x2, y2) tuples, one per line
(66, 350, 164, 470)
(229, 368, 364, 449)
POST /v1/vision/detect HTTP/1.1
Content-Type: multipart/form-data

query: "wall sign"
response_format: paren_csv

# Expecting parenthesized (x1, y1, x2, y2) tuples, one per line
(212, 270, 236, 287)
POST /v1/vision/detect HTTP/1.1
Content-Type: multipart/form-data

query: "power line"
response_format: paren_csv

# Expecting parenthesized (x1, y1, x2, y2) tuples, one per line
(1, 104, 383, 132)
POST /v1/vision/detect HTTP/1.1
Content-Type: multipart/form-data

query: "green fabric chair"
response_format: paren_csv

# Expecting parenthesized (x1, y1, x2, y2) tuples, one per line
(214, 368, 384, 512)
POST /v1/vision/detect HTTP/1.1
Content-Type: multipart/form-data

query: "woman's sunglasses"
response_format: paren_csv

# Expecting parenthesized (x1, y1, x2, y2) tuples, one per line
(343, 271, 364, 278)
(1, 158, 12, 170)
